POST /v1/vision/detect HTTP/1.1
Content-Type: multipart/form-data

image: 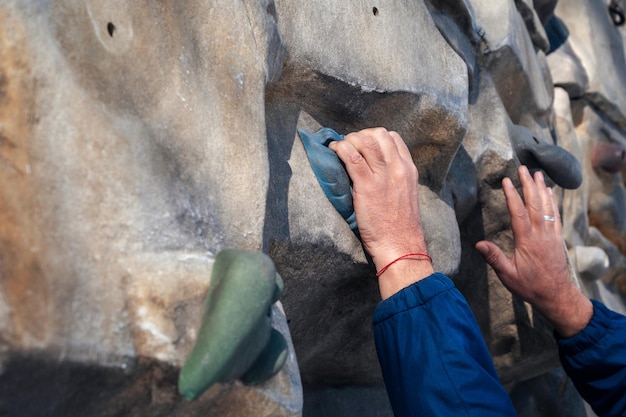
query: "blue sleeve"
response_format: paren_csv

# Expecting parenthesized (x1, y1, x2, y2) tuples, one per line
(557, 300, 626, 417)
(373, 273, 517, 417)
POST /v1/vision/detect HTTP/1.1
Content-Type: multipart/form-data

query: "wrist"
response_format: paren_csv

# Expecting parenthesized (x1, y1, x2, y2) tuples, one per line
(371, 239, 430, 273)
(377, 257, 434, 300)
(376, 252, 432, 277)
(543, 289, 594, 338)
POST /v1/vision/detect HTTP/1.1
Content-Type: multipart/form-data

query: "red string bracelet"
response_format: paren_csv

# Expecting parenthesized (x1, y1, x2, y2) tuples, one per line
(375, 252, 432, 277)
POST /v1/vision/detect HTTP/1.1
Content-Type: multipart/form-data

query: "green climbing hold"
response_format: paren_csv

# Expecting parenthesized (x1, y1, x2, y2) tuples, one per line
(241, 327, 289, 385)
(272, 272, 284, 304)
(178, 249, 287, 401)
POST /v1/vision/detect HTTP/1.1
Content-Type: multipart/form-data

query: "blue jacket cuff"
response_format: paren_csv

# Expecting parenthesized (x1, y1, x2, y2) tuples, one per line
(373, 272, 453, 325)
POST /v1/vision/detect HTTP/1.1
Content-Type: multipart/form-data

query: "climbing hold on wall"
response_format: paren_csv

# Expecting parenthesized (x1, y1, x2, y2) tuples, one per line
(298, 128, 358, 235)
(592, 142, 626, 173)
(241, 328, 289, 385)
(544, 15, 570, 53)
(509, 124, 583, 189)
(178, 249, 287, 401)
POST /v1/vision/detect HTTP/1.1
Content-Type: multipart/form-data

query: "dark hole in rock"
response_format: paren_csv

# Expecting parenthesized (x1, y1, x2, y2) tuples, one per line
(373, 7, 379, 16)
(107, 22, 115, 37)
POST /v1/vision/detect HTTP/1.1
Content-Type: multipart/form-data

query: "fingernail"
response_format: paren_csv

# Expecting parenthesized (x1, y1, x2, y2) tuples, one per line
(548, 187, 553, 195)
(536, 170, 545, 183)
(520, 165, 529, 176)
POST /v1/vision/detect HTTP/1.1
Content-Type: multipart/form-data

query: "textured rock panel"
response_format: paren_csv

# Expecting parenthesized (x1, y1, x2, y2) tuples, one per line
(1, 0, 626, 416)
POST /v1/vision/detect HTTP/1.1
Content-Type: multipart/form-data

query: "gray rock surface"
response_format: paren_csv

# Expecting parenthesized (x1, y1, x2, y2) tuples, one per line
(1, 0, 626, 416)
(0, 1, 300, 415)
(556, 0, 626, 131)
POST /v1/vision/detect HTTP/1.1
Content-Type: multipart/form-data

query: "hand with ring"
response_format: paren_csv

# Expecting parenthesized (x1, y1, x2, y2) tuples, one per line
(475, 165, 593, 337)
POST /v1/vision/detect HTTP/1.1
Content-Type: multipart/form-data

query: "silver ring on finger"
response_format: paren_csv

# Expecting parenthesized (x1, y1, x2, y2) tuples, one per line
(543, 214, 555, 222)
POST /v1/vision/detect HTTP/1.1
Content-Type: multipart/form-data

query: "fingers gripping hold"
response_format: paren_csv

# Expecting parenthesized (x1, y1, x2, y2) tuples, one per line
(330, 138, 372, 181)
(345, 131, 385, 168)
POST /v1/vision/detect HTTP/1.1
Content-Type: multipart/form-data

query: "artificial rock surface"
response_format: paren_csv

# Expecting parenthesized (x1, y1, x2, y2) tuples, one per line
(1, 0, 626, 416)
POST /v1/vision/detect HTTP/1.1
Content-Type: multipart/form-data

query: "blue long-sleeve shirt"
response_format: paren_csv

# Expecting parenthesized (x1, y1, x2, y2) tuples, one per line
(558, 299, 626, 416)
(373, 273, 626, 417)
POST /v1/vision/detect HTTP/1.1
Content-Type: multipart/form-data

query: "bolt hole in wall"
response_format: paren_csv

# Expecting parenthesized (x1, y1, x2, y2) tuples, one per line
(107, 22, 115, 37)
(373, 7, 379, 16)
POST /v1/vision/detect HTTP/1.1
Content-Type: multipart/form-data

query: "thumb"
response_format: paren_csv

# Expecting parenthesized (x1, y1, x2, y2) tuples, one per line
(475, 241, 516, 282)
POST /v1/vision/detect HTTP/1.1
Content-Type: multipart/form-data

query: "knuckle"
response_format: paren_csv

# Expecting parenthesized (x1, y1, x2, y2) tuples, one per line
(349, 150, 364, 164)
(361, 135, 378, 148)
(345, 131, 365, 142)
(362, 137, 384, 158)
(392, 161, 416, 179)
(485, 251, 500, 265)
(332, 140, 347, 151)
(370, 127, 389, 136)
(527, 201, 541, 211)
(512, 210, 529, 221)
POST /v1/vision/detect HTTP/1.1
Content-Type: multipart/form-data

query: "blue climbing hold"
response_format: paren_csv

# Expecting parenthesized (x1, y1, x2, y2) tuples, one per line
(297, 128, 358, 235)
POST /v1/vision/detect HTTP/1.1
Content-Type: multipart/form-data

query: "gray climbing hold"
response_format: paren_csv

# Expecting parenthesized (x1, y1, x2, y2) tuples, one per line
(510, 124, 583, 189)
